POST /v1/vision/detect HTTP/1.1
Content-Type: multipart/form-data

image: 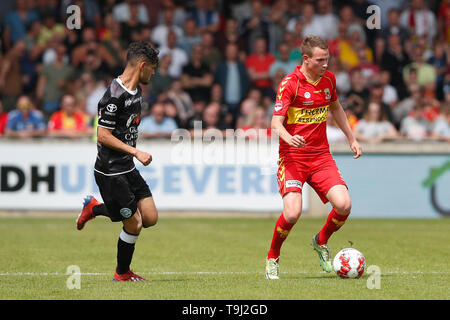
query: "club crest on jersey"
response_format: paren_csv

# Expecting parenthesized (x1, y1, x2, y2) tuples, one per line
(126, 114, 140, 127)
(324, 88, 331, 99)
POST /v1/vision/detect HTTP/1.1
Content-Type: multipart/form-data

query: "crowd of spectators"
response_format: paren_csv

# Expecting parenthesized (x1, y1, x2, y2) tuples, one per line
(0, 0, 449, 143)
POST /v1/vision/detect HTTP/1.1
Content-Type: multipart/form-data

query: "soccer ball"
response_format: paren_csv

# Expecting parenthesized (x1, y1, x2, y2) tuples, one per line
(333, 248, 366, 279)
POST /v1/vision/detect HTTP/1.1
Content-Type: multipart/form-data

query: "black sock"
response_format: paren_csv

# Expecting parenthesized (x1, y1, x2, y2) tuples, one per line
(92, 204, 109, 217)
(116, 229, 138, 274)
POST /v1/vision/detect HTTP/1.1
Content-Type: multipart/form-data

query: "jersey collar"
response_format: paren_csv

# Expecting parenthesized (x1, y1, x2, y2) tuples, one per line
(295, 65, 322, 86)
(116, 77, 138, 95)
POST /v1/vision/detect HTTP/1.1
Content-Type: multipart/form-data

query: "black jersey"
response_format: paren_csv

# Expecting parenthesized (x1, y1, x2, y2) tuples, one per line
(94, 77, 143, 175)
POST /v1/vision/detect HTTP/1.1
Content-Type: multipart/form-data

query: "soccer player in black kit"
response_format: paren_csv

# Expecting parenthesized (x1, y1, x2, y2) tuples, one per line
(76, 42, 159, 282)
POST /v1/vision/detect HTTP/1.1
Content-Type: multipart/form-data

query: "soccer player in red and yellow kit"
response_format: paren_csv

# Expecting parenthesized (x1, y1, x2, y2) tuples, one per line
(265, 35, 362, 279)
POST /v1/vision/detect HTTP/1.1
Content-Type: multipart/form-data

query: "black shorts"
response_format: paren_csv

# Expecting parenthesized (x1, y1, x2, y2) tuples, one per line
(94, 168, 152, 222)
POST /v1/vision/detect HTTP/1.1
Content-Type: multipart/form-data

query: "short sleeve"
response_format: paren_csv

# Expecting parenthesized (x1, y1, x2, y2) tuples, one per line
(273, 75, 297, 117)
(98, 97, 121, 130)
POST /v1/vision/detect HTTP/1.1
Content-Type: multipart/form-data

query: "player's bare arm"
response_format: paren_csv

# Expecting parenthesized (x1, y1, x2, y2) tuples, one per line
(97, 126, 152, 166)
(271, 114, 306, 148)
(329, 100, 362, 159)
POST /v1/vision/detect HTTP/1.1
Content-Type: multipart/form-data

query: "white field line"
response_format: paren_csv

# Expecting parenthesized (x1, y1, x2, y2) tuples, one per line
(0, 270, 449, 276)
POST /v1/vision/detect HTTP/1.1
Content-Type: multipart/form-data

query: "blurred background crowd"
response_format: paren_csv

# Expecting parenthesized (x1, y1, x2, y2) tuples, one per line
(0, 0, 449, 142)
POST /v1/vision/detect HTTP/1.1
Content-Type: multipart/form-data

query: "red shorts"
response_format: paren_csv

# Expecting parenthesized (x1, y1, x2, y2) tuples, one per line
(277, 152, 347, 203)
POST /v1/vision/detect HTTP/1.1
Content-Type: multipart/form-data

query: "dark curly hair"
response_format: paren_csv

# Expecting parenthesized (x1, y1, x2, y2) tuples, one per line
(126, 41, 159, 66)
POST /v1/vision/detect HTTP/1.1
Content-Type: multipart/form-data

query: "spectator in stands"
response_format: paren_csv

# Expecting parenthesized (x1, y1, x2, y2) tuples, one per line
(0, 40, 27, 112)
(328, 55, 351, 96)
(78, 72, 107, 119)
(380, 33, 410, 99)
(428, 42, 447, 100)
(149, 53, 172, 99)
(403, 43, 437, 97)
(0, 101, 7, 135)
(162, 98, 182, 129)
(326, 111, 347, 143)
(188, 0, 220, 35)
(237, 105, 271, 140)
(140, 102, 177, 139)
(431, 103, 450, 142)
(186, 100, 207, 131)
(351, 45, 380, 86)
(368, 83, 395, 124)
(120, 1, 147, 44)
(240, 0, 270, 55)
(181, 44, 213, 103)
(209, 83, 233, 129)
(353, 102, 399, 143)
(158, 30, 189, 79)
(4, 95, 46, 139)
(214, 43, 250, 119)
(36, 42, 76, 117)
(156, 0, 187, 29)
(399, 0, 437, 45)
(71, 27, 117, 71)
(47, 94, 91, 139)
(245, 37, 275, 97)
(346, 69, 370, 119)
(201, 102, 227, 132)
(282, 31, 302, 62)
(200, 32, 222, 72)
(393, 83, 423, 127)
(269, 42, 297, 78)
(376, 8, 410, 44)
(287, 2, 321, 39)
(216, 18, 246, 56)
(315, 0, 339, 40)
(2, 0, 39, 50)
(400, 104, 431, 140)
(167, 80, 194, 128)
(438, 0, 450, 43)
(113, 0, 150, 25)
(151, 8, 184, 49)
(378, 70, 399, 110)
(36, 13, 65, 48)
(236, 98, 257, 129)
(267, 0, 289, 55)
(177, 18, 202, 58)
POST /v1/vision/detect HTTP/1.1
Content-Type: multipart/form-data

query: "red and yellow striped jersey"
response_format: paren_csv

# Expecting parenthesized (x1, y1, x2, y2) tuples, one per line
(273, 65, 338, 156)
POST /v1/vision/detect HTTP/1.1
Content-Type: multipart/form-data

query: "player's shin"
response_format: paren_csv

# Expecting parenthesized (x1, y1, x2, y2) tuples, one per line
(267, 213, 296, 260)
(116, 228, 139, 274)
(317, 208, 349, 245)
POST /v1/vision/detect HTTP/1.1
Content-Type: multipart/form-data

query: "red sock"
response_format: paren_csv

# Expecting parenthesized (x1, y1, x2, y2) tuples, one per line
(317, 208, 349, 245)
(267, 213, 295, 260)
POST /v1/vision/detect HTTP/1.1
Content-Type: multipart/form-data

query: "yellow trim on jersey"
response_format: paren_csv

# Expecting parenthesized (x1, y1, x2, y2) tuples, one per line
(286, 105, 329, 125)
(306, 77, 322, 86)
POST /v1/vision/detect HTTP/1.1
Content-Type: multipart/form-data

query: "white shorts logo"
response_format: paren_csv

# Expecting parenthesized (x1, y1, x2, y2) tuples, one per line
(286, 180, 302, 189)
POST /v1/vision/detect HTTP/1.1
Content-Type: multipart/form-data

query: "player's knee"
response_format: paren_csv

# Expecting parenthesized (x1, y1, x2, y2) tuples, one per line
(124, 213, 143, 234)
(284, 205, 302, 223)
(334, 200, 351, 216)
(142, 209, 158, 228)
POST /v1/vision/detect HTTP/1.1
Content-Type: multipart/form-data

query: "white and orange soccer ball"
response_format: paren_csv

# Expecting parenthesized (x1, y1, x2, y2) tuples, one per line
(333, 248, 366, 279)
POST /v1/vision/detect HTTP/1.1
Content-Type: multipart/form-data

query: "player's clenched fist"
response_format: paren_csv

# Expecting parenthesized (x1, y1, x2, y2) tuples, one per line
(135, 150, 152, 166)
(288, 135, 306, 148)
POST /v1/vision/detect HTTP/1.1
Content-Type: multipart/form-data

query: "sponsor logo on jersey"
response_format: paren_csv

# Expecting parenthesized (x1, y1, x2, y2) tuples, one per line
(106, 104, 117, 112)
(125, 97, 142, 107)
(304, 91, 311, 99)
(286, 105, 329, 125)
(126, 114, 140, 127)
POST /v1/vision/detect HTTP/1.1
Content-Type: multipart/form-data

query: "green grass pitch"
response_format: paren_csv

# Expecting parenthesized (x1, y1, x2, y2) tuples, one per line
(0, 216, 448, 300)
